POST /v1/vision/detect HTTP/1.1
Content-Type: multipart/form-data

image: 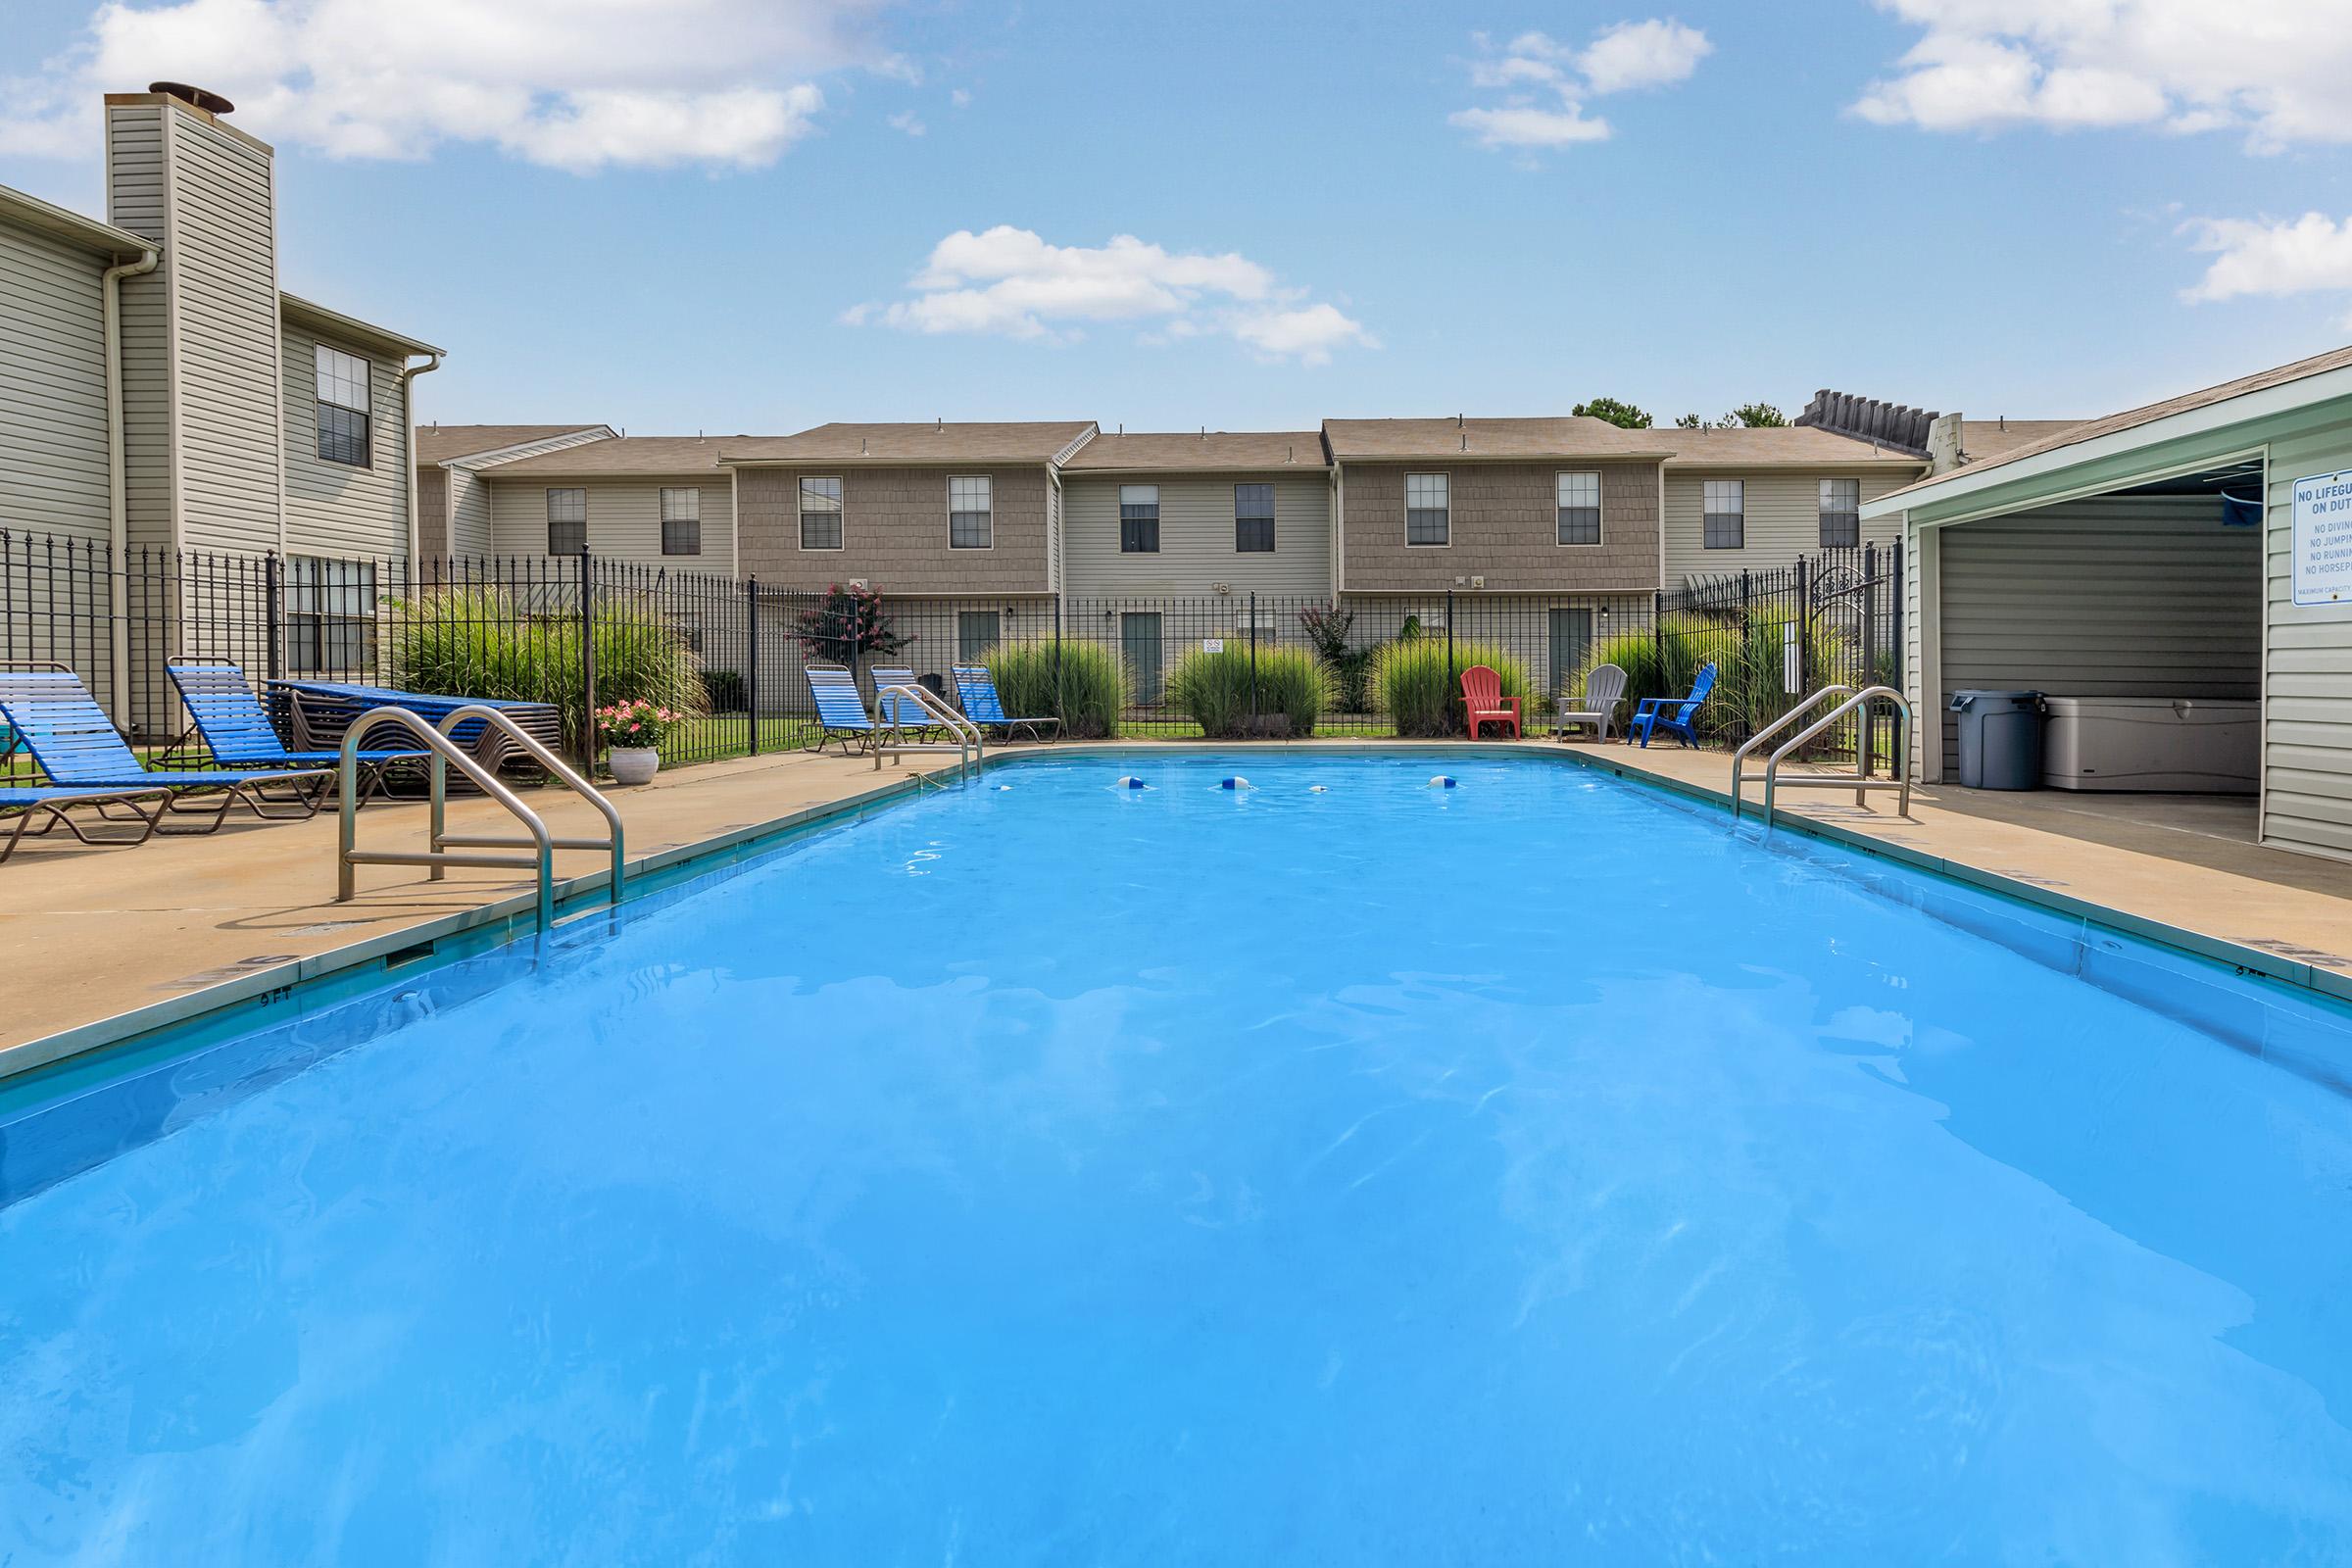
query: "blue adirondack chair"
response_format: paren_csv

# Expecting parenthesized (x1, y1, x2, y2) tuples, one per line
(0, 669, 331, 830)
(1627, 662, 1717, 750)
(805, 665, 878, 754)
(951, 663, 1059, 743)
(169, 662, 424, 801)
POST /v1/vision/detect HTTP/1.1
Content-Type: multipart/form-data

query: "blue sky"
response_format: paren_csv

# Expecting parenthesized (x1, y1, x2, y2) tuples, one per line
(6, 0, 2352, 437)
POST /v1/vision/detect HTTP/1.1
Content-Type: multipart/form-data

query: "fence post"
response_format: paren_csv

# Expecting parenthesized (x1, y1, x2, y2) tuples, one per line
(1652, 589, 1663, 694)
(1446, 587, 1455, 682)
(745, 574, 760, 758)
(1249, 590, 1259, 734)
(1857, 545, 1876, 773)
(264, 550, 284, 683)
(1054, 595, 1064, 726)
(577, 544, 596, 774)
(1793, 555, 1809, 695)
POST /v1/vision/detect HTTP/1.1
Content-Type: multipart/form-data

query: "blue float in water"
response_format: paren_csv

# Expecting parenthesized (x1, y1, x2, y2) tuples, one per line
(1115, 776, 1148, 790)
(1429, 775, 1457, 789)
(1221, 776, 1251, 791)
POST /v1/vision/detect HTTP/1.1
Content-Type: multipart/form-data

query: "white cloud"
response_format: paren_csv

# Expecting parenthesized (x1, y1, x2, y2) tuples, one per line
(950, 87, 972, 108)
(1452, 19, 1710, 153)
(0, 0, 896, 172)
(888, 110, 926, 137)
(1854, 0, 2352, 150)
(2180, 213, 2352, 325)
(851, 225, 1375, 364)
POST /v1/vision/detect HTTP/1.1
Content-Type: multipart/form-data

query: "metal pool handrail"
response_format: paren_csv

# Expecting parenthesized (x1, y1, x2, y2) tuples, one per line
(1759, 685, 1913, 834)
(872, 682, 983, 778)
(428, 704, 625, 909)
(1730, 684, 1854, 820)
(336, 707, 562, 930)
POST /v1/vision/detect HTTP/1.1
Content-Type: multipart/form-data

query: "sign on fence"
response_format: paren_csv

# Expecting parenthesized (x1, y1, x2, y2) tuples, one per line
(1201, 638, 1225, 654)
(2292, 469, 2352, 608)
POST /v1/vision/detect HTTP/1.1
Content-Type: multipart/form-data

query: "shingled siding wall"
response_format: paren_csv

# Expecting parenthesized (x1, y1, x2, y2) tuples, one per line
(1341, 460, 1659, 594)
(736, 465, 1053, 594)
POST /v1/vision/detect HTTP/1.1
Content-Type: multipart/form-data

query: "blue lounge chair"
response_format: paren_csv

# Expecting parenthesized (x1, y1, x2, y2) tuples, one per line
(1627, 662, 1717, 750)
(0, 784, 174, 862)
(868, 665, 935, 736)
(952, 663, 1059, 743)
(805, 665, 878, 754)
(169, 661, 424, 799)
(0, 670, 330, 830)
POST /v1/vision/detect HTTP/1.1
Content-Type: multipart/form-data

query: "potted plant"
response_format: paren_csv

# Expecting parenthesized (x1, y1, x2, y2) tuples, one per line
(596, 699, 679, 785)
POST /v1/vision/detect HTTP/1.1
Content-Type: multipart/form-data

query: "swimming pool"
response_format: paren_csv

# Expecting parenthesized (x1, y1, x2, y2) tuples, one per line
(4, 751, 2351, 1563)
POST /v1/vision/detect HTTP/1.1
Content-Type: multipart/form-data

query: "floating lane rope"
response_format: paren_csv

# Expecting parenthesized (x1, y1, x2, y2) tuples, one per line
(1221, 776, 1252, 791)
(1429, 775, 1458, 789)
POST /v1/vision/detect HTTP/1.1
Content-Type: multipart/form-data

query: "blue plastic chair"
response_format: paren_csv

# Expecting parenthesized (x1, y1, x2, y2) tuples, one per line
(0, 784, 174, 862)
(169, 662, 424, 798)
(1628, 662, 1718, 750)
(951, 663, 1059, 743)
(0, 670, 330, 830)
(805, 665, 878, 754)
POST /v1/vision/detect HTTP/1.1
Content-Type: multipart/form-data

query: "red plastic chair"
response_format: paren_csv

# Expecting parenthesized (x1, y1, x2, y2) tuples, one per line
(1459, 664, 1520, 739)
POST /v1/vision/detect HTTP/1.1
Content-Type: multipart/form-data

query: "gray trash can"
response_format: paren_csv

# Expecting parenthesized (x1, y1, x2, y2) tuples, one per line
(1947, 690, 2046, 790)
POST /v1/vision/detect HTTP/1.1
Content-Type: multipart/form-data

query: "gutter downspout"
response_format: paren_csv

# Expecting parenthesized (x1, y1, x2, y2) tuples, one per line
(399, 353, 443, 560)
(103, 243, 159, 726)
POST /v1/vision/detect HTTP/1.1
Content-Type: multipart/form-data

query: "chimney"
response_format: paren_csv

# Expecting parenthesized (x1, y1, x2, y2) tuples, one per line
(104, 82, 282, 555)
(1926, 413, 1965, 473)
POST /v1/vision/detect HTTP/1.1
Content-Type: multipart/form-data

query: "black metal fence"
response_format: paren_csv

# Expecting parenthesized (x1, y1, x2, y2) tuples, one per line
(0, 526, 1901, 770)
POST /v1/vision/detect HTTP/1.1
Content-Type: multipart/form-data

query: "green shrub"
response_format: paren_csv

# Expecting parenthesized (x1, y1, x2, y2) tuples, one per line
(699, 667, 747, 712)
(1165, 646, 1332, 738)
(1298, 604, 1379, 712)
(1370, 637, 1532, 736)
(385, 589, 705, 747)
(985, 639, 1127, 738)
(1572, 609, 1853, 743)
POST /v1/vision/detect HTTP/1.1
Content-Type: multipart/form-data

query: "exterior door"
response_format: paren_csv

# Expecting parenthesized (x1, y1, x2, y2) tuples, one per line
(1121, 612, 1164, 707)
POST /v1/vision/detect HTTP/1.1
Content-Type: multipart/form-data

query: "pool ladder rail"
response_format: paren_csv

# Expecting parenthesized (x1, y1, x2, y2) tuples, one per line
(335, 704, 624, 932)
(870, 683, 983, 784)
(1731, 684, 1914, 834)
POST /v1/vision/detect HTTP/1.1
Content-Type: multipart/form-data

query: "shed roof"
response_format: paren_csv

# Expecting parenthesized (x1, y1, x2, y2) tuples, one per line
(1063, 431, 1328, 471)
(489, 436, 734, 476)
(1659, 425, 1929, 468)
(279, 292, 442, 359)
(719, 421, 1099, 466)
(415, 424, 610, 467)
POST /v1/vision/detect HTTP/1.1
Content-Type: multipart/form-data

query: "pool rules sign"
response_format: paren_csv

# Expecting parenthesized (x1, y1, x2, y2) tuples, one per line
(2294, 469, 2352, 607)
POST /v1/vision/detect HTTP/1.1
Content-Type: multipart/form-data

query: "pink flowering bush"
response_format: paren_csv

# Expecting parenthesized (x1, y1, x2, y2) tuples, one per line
(595, 699, 681, 751)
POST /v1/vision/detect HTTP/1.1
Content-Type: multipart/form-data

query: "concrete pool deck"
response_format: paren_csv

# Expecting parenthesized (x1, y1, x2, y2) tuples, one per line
(6, 735, 2352, 1080)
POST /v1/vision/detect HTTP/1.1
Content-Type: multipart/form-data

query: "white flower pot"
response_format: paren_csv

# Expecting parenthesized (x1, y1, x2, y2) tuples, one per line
(608, 746, 661, 786)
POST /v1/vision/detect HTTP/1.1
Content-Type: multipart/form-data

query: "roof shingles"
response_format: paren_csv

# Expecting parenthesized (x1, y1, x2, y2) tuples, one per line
(719, 421, 1097, 466)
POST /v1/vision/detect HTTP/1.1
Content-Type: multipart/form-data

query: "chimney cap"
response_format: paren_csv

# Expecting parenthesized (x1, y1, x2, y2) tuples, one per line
(150, 81, 235, 115)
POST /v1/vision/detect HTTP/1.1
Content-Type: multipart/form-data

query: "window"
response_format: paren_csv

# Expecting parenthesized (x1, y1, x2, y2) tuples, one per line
(661, 487, 701, 556)
(1702, 479, 1745, 550)
(800, 476, 843, 550)
(950, 475, 993, 549)
(956, 610, 1002, 662)
(1818, 477, 1861, 549)
(1235, 483, 1275, 553)
(1556, 470, 1602, 545)
(288, 558, 375, 673)
(546, 488, 586, 555)
(314, 345, 371, 467)
(1405, 472, 1449, 546)
(1120, 484, 1160, 553)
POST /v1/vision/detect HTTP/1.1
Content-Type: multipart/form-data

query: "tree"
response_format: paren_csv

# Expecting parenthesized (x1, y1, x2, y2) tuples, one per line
(1572, 396, 1652, 430)
(1724, 402, 1788, 427)
(794, 582, 906, 664)
(1674, 413, 1705, 428)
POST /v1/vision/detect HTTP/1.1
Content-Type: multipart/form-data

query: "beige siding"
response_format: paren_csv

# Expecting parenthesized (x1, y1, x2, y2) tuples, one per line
(1063, 473, 1332, 599)
(1340, 460, 1659, 594)
(1662, 467, 1913, 583)
(282, 322, 409, 558)
(449, 467, 493, 556)
(1905, 515, 1933, 780)
(0, 221, 112, 543)
(416, 466, 450, 556)
(106, 103, 174, 556)
(486, 475, 736, 572)
(166, 112, 282, 556)
(735, 466, 1052, 594)
(2264, 406, 2352, 859)
(1933, 496, 2260, 774)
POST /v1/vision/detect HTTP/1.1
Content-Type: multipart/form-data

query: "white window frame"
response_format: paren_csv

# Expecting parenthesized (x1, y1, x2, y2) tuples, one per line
(313, 344, 372, 468)
(1555, 470, 1602, 547)
(1405, 471, 1450, 547)
(1120, 483, 1161, 555)
(1234, 482, 1276, 553)
(799, 475, 844, 552)
(661, 486, 702, 557)
(1818, 476, 1861, 549)
(949, 474, 993, 551)
(545, 487, 587, 555)
(1702, 478, 1745, 550)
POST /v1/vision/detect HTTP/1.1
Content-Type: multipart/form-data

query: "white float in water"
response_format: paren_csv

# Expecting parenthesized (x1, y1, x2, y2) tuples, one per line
(1115, 776, 1149, 790)
(995, 784, 1013, 791)
(1221, 776, 1251, 791)
(1429, 775, 1458, 789)
(1308, 784, 1328, 793)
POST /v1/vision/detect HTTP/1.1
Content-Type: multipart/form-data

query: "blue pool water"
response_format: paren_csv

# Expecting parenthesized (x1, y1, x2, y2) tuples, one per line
(5, 752, 2352, 1564)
